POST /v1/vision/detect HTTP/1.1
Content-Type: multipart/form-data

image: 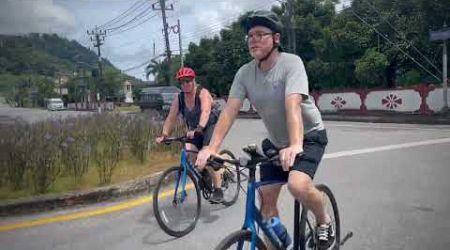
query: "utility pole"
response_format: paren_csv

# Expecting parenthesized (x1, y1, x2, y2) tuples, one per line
(177, 19, 183, 67)
(287, 0, 296, 53)
(170, 19, 183, 67)
(152, 0, 173, 64)
(87, 27, 106, 110)
(444, 39, 448, 111)
(430, 23, 450, 112)
(87, 27, 107, 78)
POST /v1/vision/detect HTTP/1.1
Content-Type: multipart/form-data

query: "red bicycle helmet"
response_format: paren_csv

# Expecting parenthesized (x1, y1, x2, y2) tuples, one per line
(175, 67, 196, 80)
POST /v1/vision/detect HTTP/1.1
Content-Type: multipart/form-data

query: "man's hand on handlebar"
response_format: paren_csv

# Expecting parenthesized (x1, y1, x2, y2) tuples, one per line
(195, 146, 217, 171)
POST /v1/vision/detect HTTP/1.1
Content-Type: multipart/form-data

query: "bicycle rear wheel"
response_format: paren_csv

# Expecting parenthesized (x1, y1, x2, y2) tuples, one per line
(214, 230, 267, 250)
(218, 149, 241, 206)
(299, 184, 340, 250)
(153, 166, 201, 237)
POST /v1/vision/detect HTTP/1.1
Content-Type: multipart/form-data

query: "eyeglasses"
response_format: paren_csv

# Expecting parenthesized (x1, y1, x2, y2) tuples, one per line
(179, 79, 193, 84)
(245, 32, 273, 42)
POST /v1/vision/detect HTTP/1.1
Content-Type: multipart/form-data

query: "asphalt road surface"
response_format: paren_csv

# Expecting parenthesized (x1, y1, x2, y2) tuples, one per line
(1, 119, 450, 250)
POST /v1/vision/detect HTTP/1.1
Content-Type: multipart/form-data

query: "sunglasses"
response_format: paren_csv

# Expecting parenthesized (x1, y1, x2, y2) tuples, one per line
(179, 79, 194, 84)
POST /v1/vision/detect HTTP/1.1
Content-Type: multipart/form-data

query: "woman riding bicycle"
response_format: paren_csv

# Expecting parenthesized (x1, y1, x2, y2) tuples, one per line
(155, 66, 224, 203)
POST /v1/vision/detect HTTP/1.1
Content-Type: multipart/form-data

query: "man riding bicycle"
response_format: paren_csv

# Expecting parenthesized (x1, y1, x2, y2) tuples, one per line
(196, 10, 333, 249)
(156, 67, 224, 203)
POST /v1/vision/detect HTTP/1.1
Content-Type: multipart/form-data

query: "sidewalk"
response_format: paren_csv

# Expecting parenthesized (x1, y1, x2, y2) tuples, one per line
(1, 110, 450, 217)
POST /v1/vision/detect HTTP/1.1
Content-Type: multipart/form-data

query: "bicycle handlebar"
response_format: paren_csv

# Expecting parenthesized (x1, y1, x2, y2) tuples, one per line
(207, 144, 304, 170)
(161, 136, 194, 144)
(207, 153, 280, 170)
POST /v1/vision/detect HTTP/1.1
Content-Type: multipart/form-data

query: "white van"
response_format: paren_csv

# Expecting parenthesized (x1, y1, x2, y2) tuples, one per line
(47, 98, 65, 111)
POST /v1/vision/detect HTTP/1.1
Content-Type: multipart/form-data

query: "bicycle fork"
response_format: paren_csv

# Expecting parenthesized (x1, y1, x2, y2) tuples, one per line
(172, 164, 189, 205)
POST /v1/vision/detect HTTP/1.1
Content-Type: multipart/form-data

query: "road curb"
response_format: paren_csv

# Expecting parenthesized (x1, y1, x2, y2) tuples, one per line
(0, 171, 164, 217)
(238, 112, 450, 124)
(321, 113, 450, 125)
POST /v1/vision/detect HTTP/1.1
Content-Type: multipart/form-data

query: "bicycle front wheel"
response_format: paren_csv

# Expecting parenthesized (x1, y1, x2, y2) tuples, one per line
(214, 230, 267, 250)
(153, 166, 201, 237)
(218, 149, 241, 206)
(299, 184, 340, 250)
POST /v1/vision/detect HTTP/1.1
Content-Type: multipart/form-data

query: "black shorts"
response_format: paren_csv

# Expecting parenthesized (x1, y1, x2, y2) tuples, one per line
(259, 129, 328, 182)
(190, 124, 215, 150)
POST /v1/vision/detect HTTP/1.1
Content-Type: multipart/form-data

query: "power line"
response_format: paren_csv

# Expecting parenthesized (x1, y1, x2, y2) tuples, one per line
(180, 1, 275, 41)
(98, 0, 148, 30)
(108, 13, 159, 36)
(122, 59, 152, 72)
(358, 0, 442, 76)
(107, 5, 154, 32)
(349, 7, 441, 81)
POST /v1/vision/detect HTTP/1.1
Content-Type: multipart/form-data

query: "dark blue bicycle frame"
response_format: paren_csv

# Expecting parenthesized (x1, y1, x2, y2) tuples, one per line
(238, 163, 287, 250)
(172, 147, 202, 203)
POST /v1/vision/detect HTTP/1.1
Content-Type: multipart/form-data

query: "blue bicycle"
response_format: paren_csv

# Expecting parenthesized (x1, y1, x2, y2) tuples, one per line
(210, 144, 342, 250)
(152, 136, 241, 237)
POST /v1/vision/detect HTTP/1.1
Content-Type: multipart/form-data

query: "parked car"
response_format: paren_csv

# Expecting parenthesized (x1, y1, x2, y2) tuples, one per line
(47, 98, 65, 111)
(138, 86, 180, 111)
(138, 90, 164, 111)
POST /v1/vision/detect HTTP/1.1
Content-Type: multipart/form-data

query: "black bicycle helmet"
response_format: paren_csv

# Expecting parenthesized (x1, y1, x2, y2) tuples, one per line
(242, 10, 283, 34)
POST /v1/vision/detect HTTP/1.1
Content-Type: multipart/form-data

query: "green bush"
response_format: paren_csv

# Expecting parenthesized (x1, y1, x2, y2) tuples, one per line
(355, 49, 389, 88)
(0, 112, 186, 195)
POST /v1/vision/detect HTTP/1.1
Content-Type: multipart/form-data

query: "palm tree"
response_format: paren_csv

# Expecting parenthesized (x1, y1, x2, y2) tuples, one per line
(145, 59, 170, 84)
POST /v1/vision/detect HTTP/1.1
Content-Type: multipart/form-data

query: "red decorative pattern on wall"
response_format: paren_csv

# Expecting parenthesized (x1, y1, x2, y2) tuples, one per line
(356, 90, 368, 112)
(330, 96, 347, 109)
(414, 84, 434, 114)
(382, 94, 403, 109)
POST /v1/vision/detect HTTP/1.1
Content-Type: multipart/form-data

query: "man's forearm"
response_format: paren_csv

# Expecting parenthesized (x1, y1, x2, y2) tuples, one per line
(286, 95, 304, 147)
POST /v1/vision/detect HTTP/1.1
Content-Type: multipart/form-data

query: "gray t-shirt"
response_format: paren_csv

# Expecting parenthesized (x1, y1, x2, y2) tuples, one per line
(229, 52, 324, 148)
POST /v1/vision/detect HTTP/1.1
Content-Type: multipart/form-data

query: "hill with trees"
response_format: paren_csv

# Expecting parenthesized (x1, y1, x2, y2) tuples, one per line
(0, 33, 142, 106)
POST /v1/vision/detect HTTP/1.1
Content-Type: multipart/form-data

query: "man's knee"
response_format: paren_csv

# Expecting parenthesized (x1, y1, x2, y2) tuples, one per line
(287, 171, 315, 200)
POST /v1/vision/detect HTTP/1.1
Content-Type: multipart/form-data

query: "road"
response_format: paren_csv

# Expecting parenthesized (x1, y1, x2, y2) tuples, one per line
(0, 105, 94, 124)
(1, 119, 450, 250)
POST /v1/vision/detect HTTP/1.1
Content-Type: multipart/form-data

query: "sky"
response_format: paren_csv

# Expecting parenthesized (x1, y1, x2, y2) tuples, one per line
(0, 0, 348, 80)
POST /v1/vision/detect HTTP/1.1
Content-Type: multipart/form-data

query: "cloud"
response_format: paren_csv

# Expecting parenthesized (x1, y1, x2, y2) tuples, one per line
(179, 0, 279, 42)
(0, 0, 76, 35)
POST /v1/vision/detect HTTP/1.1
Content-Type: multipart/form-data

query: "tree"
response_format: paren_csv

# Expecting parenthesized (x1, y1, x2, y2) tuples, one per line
(355, 48, 388, 88)
(35, 76, 57, 106)
(98, 68, 123, 101)
(148, 0, 448, 91)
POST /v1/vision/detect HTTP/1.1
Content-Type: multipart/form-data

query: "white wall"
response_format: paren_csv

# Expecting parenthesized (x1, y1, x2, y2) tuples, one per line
(366, 90, 421, 112)
(318, 92, 361, 111)
(214, 98, 226, 111)
(427, 88, 450, 112)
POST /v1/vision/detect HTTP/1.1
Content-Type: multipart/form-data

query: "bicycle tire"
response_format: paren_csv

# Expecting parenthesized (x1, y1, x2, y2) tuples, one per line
(298, 184, 340, 250)
(214, 230, 267, 250)
(218, 149, 241, 206)
(153, 166, 201, 237)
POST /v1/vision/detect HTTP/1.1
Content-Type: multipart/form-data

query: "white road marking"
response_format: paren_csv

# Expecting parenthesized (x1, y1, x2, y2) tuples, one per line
(326, 122, 450, 131)
(324, 138, 450, 159)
